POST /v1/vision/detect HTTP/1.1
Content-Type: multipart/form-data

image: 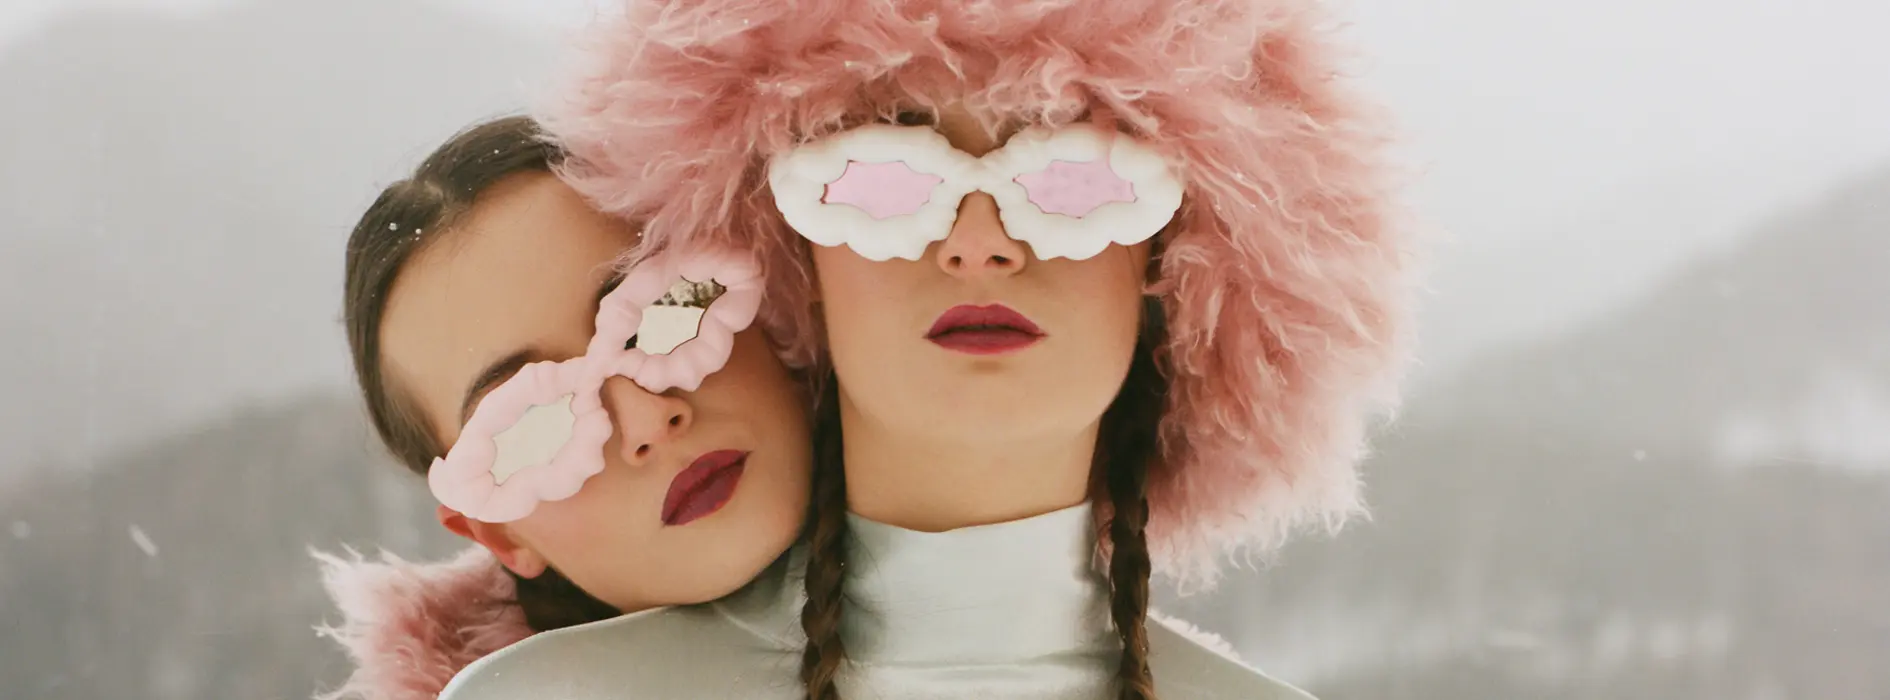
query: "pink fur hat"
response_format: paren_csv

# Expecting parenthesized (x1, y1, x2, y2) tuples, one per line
(537, 0, 1415, 587)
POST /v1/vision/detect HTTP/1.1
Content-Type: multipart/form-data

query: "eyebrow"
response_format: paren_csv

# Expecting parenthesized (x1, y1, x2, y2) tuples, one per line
(457, 271, 627, 424)
(459, 348, 545, 425)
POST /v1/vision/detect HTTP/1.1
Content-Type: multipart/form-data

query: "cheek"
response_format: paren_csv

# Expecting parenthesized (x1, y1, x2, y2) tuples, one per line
(811, 248, 904, 360)
(1071, 244, 1150, 334)
(700, 330, 804, 411)
(1106, 272, 1147, 339)
(695, 333, 813, 491)
(504, 475, 656, 608)
(515, 468, 655, 559)
(808, 244, 861, 298)
(1068, 247, 1149, 381)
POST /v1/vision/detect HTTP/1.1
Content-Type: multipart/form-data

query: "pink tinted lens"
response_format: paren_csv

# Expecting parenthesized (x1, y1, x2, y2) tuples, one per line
(821, 160, 944, 219)
(1012, 159, 1136, 218)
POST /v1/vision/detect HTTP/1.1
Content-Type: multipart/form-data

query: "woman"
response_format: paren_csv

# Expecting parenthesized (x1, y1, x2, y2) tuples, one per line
(319, 116, 815, 700)
(440, 0, 1413, 697)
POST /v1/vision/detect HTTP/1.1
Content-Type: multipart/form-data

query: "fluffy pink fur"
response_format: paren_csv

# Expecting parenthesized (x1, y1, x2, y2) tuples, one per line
(538, 0, 1414, 587)
(312, 547, 532, 700)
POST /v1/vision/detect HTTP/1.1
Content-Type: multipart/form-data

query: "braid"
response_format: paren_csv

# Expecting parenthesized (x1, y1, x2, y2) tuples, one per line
(1106, 448, 1156, 700)
(1101, 297, 1169, 699)
(800, 371, 850, 699)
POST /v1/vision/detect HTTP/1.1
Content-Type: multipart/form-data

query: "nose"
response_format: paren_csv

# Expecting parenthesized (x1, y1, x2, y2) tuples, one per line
(598, 376, 693, 466)
(935, 191, 1028, 279)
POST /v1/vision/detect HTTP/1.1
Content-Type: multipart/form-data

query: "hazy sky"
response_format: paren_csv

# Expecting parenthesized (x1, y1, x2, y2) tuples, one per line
(0, 0, 584, 42)
(2, 0, 1887, 454)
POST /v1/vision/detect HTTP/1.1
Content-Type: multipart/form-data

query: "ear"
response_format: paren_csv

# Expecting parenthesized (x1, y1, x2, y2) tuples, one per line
(436, 504, 549, 578)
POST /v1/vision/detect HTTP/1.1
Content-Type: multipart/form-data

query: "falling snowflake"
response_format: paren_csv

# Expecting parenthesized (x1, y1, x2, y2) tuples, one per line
(129, 525, 159, 558)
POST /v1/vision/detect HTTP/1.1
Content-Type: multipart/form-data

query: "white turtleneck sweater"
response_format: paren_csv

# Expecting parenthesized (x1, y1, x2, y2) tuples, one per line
(439, 504, 1316, 699)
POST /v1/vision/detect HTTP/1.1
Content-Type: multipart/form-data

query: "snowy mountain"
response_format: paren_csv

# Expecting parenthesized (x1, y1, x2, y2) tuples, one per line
(1164, 166, 1890, 700)
(1424, 165, 1890, 454)
(0, 392, 453, 700)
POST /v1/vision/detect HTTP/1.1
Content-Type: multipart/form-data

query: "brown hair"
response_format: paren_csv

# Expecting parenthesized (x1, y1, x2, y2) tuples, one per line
(341, 115, 618, 632)
(797, 297, 1170, 700)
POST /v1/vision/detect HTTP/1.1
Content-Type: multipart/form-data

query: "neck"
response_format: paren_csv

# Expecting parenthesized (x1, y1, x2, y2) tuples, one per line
(840, 504, 1115, 667)
(839, 393, 1096, 532)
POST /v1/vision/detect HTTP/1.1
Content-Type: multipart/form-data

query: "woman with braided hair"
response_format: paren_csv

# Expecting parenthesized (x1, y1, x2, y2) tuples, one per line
(437, 0, 1414, 697)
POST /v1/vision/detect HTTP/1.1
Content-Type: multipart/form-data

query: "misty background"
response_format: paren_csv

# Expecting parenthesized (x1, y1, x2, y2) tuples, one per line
(1, 1, 1884, 698)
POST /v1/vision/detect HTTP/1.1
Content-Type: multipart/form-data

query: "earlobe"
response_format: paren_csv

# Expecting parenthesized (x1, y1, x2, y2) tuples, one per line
(436, 504, 550, 578)
(493, 546, 549, 580)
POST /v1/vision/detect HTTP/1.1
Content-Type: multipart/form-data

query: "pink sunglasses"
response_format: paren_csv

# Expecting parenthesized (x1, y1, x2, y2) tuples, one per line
(768, 122, 1184, 262)
(427, 249, 763, 523)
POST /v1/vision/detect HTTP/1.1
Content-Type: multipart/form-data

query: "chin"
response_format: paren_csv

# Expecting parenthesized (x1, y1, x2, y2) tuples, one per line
(693, 562, 766, 602)
(927, 410, 1045, 443)
(702, 506, 802, 575)
(640, 543, 780, 607)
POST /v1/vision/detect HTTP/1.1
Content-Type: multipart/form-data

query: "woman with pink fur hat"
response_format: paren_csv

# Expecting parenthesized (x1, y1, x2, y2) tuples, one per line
(423, 0, 1415, 697)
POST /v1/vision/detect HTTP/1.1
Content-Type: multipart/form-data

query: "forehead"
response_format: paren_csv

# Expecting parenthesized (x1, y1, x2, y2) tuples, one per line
(379, 172, 638, 440)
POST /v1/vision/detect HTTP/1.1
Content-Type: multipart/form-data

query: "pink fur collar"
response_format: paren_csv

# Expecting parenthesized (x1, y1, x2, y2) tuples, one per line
(312, 547, 533, 700)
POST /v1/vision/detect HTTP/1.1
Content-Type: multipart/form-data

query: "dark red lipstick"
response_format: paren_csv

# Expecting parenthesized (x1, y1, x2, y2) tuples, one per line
(662, 450, 748, 526)
(925, 304, 1044, 355)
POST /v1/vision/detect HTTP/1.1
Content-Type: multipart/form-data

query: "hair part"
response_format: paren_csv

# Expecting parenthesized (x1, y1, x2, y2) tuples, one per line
(341, 115, 617, 632)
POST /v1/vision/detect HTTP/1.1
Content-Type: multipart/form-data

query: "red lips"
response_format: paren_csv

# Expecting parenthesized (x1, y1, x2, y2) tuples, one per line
(926, 304, 1044, 355)
(662, 450, 747, 527)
